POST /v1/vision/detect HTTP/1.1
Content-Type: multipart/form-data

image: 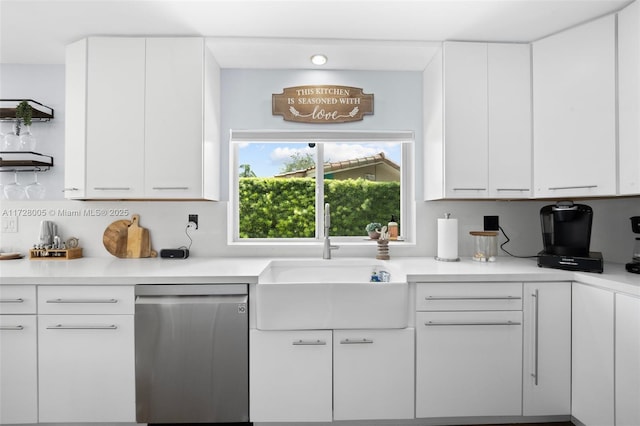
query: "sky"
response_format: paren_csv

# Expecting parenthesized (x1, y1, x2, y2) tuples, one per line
(237, 142, 402, 177)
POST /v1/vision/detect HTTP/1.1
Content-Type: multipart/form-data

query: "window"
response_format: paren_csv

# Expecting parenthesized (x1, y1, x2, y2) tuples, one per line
(230, 130, 414, 243)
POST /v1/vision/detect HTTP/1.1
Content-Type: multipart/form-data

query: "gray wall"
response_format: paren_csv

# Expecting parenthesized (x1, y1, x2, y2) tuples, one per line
(1, 64, 638, 263)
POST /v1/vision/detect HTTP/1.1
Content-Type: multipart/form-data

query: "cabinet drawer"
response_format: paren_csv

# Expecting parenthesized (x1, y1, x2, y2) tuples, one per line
(0, 285, 36, 314)
(38, 286, 134, 314)
(416, 282, 522, 311)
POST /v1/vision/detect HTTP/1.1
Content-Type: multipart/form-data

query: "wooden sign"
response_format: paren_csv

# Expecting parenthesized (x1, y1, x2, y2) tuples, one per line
(272, 85, 374, 123)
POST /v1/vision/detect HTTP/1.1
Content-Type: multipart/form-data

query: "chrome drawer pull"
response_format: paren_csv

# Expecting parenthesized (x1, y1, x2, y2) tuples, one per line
(46, 324, 118, 330)
(496, 188, 529, 192)
(425, 321, 521, 326)
(426, 296, 521, 301)
(548, 185, 597, 190)
(94, 187, 131, 191)
(0, 298, 24, 303)
(152, 187, 189, 190)
(340, 338, 374, 344)
(46, 298, 118, 304)
(292, 339, 326, 346)
(452, 187, 486, 191)
(0, 325, 25, 331)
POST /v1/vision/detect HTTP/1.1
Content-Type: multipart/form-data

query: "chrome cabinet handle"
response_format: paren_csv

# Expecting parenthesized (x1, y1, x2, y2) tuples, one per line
(452, 187, 487, 191)
(531, 289, 540, 385)
(496, 188, 529, 192)
(0, 298, 24, 303)
(46, 324, 118, 330)
(548, 185, 597, 190)
(292, 339, 326, 346)
(0, 325, 24, 330)
(152, 187, 189, 190)
(93, 187, 131, 191)
(425, 296, 521, 301)
(340, 338, 374, 344)
(425, 321, 521, 326)
(62, 187, 80, 192)
(46, 298, 118, 304)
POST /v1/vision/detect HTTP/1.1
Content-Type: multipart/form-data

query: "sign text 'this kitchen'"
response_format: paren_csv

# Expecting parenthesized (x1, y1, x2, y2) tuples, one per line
(272, 85, 374, 123)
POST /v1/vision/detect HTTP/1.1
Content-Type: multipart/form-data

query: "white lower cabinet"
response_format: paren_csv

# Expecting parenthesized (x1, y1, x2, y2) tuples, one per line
(37, 286, 135, 423)
(250, 329, 332, 422)
(0, 285, 37, 425)
(522, 282, 571, 416)
(615, 293, 640, 426)
(572, 282, 615, 426)
(416, 310, 523, 418)
(333, 328, 414, 421)
(250, 328, 414, 422)
(0, 315, 38, 424)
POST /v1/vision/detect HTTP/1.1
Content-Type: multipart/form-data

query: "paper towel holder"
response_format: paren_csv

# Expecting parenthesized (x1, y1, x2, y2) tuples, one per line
(435, 213, 460, 262)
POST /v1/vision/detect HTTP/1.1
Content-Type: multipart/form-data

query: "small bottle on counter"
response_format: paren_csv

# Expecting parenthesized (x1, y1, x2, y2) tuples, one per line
(388, 215, 398, 240)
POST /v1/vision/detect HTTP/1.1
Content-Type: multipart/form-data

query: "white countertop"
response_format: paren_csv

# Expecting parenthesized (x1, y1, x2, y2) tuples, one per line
(1, 256, 638, 296)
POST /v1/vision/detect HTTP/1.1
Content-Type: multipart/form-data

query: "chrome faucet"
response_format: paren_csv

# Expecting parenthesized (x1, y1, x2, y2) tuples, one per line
(323, 203, 339, 259)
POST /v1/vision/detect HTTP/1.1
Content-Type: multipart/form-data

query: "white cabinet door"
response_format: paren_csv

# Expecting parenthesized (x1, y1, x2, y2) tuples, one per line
(333, 328, 414, 421)
(615, 293, 640, 426)
(85, 37, 146, 199)
(145, 38, 204, 199)
(416, 310, 523, 418)
(522, 282, 571, 416)
(38, 314, 136, 423)
(488, 43, 532, 198)
(249, 329, 332, 422)
(64, 38, 88, 198)
(533, 15, 617, 198)
(0, 315, 37, 424)
(572, 283, 615, 426)
(618, 0, 640, 195)
(443, 42, 489, 198)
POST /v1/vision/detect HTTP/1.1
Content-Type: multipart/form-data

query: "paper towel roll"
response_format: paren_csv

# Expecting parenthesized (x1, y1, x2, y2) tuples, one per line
(436, 217, 459, 261)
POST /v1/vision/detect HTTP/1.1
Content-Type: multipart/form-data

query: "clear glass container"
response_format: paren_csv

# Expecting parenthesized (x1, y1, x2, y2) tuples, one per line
(470, 231, 498, 262)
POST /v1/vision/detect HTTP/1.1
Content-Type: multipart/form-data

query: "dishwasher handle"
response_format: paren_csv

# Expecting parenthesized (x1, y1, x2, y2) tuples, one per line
(135, 284, 247, 297)
(136, 294, 247, 306)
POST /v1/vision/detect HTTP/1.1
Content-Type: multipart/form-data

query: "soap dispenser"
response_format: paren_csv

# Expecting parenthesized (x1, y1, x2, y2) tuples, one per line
(388, 215, 398, 240)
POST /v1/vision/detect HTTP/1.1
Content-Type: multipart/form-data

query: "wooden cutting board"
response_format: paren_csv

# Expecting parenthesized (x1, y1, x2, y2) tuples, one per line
(103, 214, 157, 258)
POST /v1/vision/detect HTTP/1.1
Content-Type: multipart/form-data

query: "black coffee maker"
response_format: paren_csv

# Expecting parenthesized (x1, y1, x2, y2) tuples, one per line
(538, 201, 603, 273)
(625, 216, 640, 274)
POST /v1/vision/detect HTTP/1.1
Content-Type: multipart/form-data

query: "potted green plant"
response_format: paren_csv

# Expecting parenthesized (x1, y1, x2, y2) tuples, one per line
(14, 101, 36, 150)
(365, 222, 382, 239)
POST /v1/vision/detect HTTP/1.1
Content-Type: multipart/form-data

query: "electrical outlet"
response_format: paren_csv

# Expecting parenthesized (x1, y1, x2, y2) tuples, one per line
(484, 215, 499, 231)
(1, 216, 18, 233)
(188, 214, 198, 229)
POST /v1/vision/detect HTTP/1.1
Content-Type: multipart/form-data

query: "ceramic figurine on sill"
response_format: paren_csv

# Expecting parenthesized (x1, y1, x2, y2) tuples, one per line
(376, 226, 390, 260)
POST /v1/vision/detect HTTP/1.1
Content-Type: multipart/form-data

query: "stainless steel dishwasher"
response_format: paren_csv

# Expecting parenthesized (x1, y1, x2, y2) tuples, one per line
(135, 284, 249, 424)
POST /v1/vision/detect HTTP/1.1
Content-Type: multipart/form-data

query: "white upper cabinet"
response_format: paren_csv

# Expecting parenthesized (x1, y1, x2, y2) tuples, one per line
(533, 15, 617, 198)
(424, 41, 531, 200)
(618, 0, 640, 195)
(488, 43, 532, 198)
(65, 37, 146, 199)
(65, 37, 220, 200)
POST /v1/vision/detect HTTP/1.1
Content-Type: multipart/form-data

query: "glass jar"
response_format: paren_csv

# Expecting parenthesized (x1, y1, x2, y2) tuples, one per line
(470, 231, 498, 262)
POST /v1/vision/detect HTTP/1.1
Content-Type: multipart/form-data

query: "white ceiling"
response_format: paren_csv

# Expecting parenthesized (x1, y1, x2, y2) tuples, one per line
(0, 0, 634, 70)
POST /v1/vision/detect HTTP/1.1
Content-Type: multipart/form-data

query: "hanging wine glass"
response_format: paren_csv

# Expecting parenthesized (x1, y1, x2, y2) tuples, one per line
(2, 122, 20, 151)
(3, 171, 25, 200)
(25, 170, 46, 200)
(19, 125, 36, 151)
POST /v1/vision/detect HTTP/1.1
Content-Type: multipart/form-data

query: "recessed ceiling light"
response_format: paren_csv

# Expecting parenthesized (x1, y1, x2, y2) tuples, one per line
(310, 54, 327, 66)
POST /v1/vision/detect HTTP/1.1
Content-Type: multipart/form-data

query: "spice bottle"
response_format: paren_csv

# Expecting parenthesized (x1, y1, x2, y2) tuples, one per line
(388, 215, 398, 240)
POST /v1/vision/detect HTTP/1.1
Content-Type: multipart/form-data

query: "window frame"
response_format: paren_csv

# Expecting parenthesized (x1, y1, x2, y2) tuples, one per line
(229, 130, 415, 245)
